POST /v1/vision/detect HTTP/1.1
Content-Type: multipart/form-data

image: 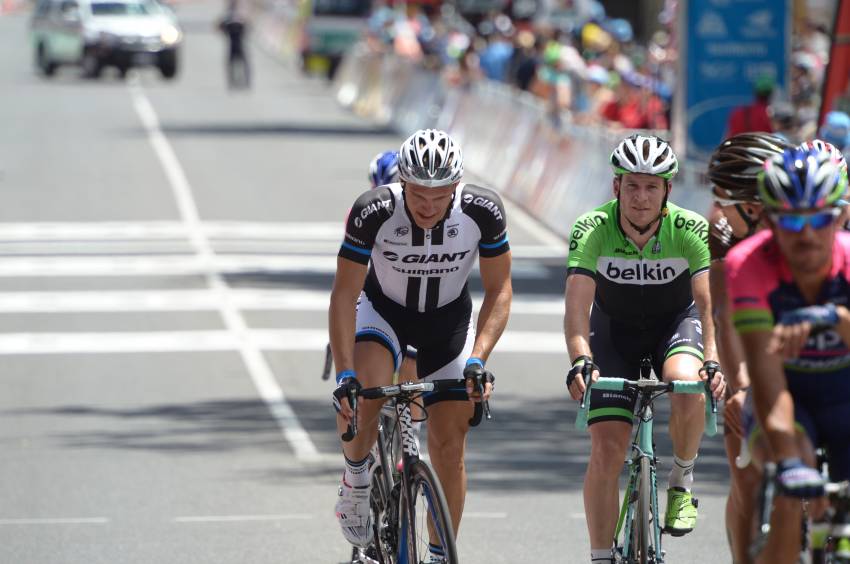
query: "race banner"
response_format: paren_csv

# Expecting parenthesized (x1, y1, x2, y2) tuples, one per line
(677, 0, 790, 160)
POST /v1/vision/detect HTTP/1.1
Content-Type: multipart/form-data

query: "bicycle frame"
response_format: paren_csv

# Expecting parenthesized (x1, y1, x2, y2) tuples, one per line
(575, 368, 717, 564)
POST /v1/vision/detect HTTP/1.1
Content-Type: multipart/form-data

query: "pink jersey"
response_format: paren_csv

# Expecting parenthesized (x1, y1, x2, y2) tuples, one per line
(726, 230, 850, 332)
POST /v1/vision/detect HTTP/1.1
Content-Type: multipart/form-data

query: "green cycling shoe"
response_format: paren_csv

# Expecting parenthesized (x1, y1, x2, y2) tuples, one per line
(664, 487, 698, 537)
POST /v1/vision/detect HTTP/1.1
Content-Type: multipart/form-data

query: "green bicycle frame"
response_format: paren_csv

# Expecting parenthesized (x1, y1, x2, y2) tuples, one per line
(576, 377, 717, 563)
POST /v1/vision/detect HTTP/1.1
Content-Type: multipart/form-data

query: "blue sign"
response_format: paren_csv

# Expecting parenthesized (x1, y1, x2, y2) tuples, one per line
(684, 0, 788, 159)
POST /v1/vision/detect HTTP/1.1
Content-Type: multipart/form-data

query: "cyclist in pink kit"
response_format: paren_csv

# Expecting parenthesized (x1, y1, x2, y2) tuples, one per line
(726, 146, 850, 563)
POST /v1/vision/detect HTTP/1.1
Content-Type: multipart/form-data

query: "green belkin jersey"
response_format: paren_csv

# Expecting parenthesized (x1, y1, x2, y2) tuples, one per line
(567, 199, 710, 329)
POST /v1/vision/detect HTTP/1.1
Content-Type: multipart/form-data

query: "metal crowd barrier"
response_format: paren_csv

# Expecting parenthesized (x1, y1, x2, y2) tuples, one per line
(334, 47, 712, 239)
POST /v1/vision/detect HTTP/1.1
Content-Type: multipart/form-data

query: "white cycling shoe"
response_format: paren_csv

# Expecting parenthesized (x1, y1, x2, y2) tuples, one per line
(335, 477, 373, 547)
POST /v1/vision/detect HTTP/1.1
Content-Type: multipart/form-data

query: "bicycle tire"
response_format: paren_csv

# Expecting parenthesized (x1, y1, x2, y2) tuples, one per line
(636, 457, 652, 564)
(403, 460, 458, 563)
(367, 463, 393, 564)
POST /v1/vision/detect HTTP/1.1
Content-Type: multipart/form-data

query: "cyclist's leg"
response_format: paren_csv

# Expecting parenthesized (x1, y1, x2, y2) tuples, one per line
(335, 293, 402, 547)
(750, 404, 818, 564)
(585, 307, 639, 555)
(725, 432, 762, 563)
(657, 307, 705, 534)
(417, 313, 475, 536)
(658, 308, 705, 467)
(337, 293, 403, 460)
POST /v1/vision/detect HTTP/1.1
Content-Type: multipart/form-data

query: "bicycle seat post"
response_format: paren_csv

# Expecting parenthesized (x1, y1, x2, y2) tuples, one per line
(640, 356, 653, 381)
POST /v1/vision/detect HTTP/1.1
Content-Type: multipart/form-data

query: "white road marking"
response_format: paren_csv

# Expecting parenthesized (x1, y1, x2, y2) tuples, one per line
(0, 517, 110, 525)
(0, 254, 337, 276)
(0, 288, 563, 315)
(0, 253, 551, 278)
(0, 329, 566, 355)
(130, 82, 321, 463)
(173, 514, 313, 523)
(462, 512, 508, 519)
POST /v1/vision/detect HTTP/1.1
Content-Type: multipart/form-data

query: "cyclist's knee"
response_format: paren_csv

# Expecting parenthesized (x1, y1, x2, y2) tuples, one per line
(669, 390, 705, 415)
(588, 424, 630, 470)
(428, 434, 465, 467)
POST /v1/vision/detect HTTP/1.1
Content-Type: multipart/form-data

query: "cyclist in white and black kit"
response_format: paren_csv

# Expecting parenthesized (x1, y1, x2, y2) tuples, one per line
(329, 129, 513, 561)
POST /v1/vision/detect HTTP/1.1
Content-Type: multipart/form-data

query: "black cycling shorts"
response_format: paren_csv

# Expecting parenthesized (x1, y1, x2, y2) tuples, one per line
(587, 302, 704, 426)
(355, 286, 473, 406)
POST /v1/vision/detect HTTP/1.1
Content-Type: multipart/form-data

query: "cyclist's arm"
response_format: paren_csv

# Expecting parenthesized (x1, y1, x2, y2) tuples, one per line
(329, 188, 392, 376)
(472, 251, 512, 361)
(329, 257, 368, 376)
(739, 330, 798, 460)
(692, 271, 718, 364)
(565, 273, 596, 361)
(564, 209, 605, 361)
(709, 260, 750, 392)
(682, 211, 717, 363)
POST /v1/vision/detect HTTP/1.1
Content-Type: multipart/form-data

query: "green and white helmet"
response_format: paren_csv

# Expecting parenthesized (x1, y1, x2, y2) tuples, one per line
(610, 134, 679, 179)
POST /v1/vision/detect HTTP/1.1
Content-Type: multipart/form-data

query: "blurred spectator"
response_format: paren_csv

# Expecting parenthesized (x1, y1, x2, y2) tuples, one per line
(479, 29, 514, 82)
(725, 75, 774, 137)
(819, 111, 850, 152)
(769, 102, 800, 144)
(218, 0, 250, 89)
(507, 30, 539, 91)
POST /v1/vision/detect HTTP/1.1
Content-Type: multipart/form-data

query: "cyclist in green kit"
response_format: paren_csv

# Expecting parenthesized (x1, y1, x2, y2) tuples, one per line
(563, 134, 726, 564)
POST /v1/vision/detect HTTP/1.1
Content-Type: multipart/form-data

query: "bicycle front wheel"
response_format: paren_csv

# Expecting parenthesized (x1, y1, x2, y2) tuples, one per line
(402, 460, 458, 563)
(634, 457, 652, 564)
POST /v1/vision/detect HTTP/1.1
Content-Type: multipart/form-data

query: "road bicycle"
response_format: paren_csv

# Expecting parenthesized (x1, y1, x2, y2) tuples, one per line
(574, 357, 718, 564)
(344, 374, 492, 564)
(750, 454, 850, 564)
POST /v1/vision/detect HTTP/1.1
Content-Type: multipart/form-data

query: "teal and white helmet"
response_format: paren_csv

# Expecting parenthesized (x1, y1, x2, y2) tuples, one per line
(610, 134, 679, 180)
(398, 129, 464, 188)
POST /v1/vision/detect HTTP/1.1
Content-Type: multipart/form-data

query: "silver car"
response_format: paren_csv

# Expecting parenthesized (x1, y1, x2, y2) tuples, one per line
(31, 0, 183, 79)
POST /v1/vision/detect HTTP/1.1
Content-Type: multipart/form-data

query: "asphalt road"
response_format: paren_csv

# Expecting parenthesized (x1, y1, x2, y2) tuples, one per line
(0, 2, 734, 562)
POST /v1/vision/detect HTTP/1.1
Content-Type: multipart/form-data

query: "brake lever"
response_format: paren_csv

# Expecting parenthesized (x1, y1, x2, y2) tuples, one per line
(340, 385, 359, 442)
(579, 362, 593, 409)
(704, 363, 718, 415)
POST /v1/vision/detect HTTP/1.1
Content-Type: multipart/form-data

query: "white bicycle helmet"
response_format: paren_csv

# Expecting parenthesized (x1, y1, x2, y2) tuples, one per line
(610, 134, 679, 180)
(398, 129, 464, 188)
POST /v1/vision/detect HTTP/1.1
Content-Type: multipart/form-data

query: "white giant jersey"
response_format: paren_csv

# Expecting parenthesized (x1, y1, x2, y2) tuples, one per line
(339, 183, 510, 312)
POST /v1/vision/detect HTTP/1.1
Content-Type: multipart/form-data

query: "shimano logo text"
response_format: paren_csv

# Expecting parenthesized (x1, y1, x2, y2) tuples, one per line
(392, 266, 459, 275)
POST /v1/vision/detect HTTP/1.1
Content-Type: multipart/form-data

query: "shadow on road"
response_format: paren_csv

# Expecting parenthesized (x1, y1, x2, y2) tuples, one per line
(154, 122, 397, 138)
(7, 391, 730, 495)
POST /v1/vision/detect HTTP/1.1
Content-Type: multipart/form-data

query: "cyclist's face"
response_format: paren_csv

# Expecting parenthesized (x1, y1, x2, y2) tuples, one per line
(403, 182, 458, 229)
(615, 174, 669, 226)
(770, 211, 838, 274)
(715, 201, 763, 238)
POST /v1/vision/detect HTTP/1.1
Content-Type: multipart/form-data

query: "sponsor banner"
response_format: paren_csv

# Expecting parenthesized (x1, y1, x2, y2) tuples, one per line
(680, 0, 789, 159)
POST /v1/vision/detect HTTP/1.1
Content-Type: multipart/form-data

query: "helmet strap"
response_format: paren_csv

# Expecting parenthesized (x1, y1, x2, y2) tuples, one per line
(734, 204, 760, 238)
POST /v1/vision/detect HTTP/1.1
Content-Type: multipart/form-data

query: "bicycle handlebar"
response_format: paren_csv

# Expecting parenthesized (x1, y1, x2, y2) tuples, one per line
(575, 376, 718, 436)
(341, 377, 493, 442)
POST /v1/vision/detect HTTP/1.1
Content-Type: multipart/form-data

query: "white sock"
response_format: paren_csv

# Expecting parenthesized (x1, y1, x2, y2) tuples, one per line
(668, 455, 696, 491)
(591, 548, 612, 563)
(344, 455, 370, 488)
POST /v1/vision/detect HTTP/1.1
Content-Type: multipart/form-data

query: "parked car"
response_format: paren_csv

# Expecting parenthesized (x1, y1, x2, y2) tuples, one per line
(31, 0, 183, 79)
(298, 0, 370, 79)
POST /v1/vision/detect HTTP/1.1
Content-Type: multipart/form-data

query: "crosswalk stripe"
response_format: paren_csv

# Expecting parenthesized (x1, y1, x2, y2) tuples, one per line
(0, 329, 567, 355)
(0, 288, 563, 315)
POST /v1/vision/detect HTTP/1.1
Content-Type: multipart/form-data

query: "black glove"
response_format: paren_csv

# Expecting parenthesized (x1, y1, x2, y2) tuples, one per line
(332, 371, 361, 413)
(566, 355, 596, 388)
